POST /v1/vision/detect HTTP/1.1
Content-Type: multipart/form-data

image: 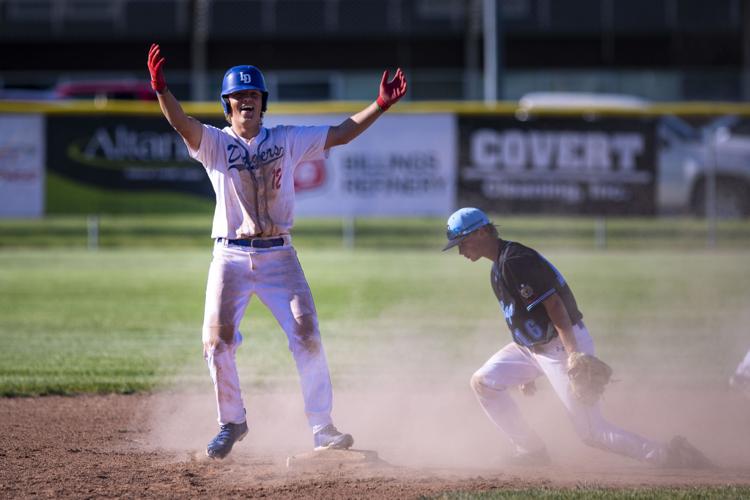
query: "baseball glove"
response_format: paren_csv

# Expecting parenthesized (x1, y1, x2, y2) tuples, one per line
(567, 352, 613, 405)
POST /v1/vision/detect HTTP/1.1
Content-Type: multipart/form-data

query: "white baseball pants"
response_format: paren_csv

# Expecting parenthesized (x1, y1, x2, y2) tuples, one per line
(202, 241, 334, 430)
(470, 323, 665, 464)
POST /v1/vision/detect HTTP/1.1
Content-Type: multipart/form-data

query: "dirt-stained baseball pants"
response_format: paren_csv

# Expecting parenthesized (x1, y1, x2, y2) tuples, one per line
(470, 322, 666, 464)
(202, 240, 333, 431)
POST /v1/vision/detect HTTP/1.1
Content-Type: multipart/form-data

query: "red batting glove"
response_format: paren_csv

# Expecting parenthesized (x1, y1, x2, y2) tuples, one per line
(376, 68, 407, 112)
(147, 43, 167, 94)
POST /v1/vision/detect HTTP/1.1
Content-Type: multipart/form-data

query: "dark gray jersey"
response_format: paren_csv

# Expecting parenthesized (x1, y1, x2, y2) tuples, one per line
(491, 241, 583, 348)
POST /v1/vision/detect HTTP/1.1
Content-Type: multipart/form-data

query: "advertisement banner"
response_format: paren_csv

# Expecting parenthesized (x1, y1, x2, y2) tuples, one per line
(0, 114, 45, 217)
(47, 113, 456, 217)
(47, 116, 213, 197)
(265, 113, 456, 216)
(458, 116, 657, 215)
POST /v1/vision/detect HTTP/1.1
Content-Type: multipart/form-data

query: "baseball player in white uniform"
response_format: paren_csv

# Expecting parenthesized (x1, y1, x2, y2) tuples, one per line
(147, 43, 407, 459)
(443, 207, 711, 468)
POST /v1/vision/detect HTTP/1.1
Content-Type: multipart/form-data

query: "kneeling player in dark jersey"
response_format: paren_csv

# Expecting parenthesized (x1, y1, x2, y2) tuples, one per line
(443, 207, 710, 468)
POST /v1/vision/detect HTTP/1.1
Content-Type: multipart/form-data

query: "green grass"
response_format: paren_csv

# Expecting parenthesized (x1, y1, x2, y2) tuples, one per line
(0, 215, 749, 396)
(432, 485, 750, 499)
(0, 243, 748, 396)
(0, 249, 203, 395)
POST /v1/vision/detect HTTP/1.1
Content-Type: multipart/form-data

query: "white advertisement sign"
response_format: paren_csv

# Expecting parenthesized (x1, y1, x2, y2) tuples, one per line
(265, 113, 456, 216)
(0, 114, 45, 217)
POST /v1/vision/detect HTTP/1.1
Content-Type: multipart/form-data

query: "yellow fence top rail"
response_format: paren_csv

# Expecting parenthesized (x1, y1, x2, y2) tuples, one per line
(2, 99, 750, 117)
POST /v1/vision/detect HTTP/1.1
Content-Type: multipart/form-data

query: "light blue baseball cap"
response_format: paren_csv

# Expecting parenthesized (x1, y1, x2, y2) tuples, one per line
(442, 207, 491, 251)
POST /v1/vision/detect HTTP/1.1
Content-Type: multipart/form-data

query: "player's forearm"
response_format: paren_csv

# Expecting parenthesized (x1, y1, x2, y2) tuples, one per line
(342, 102, 383, 140)
(157, 90, 202, 150)
(543, 294, 579, 353)
(555, 324, 578, 355)
(325, 102, 382, 148)
(157, 90, 189, 131)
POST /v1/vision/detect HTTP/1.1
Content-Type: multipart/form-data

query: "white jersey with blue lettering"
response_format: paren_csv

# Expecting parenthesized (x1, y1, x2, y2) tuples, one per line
(187, 123, 329, 238)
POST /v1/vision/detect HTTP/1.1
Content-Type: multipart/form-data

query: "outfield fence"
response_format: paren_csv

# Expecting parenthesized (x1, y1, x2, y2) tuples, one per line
(1, 214, 749, 251)
(2, 100, 750, 225)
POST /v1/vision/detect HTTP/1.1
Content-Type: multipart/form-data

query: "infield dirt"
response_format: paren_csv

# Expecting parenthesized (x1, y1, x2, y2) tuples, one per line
(2, 384, 749, 499)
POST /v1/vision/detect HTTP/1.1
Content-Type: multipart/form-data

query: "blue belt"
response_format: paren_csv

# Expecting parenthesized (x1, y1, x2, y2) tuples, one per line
(218, 237, 285, 248)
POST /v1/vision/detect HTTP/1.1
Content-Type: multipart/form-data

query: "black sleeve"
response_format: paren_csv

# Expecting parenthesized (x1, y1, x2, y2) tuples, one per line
(503, 253, 558, 312)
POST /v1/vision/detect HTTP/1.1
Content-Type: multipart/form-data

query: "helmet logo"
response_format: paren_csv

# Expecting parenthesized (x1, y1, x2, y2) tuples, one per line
(239, 72, 252, 84)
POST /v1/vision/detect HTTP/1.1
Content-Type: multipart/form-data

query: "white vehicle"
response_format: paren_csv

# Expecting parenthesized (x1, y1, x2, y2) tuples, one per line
(518, 91, 650, 111)
(659, 114, 749, 218)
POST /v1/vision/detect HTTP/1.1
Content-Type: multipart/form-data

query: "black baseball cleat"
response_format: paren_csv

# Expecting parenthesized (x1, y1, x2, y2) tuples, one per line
(313, 424, 354, 450)
(662, 435, 713, 469)
(506, 447, 552, 466)
(206, 421, 248, 459)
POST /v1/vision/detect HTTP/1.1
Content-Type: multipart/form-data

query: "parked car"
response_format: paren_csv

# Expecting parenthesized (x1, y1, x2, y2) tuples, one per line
(659, 115, 750, 218)
(52, 80, 157, 101)
(518, 91, 650, 111)
(0, 80, 156, 102)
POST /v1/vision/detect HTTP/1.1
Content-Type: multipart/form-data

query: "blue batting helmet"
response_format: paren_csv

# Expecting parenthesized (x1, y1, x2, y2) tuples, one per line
(442, 207, 491, 251)
(220, 65, 269, 114)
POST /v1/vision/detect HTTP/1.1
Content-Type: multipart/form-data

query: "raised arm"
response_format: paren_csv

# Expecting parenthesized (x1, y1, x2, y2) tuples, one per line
(325, 68, 407, 149)
(147, 43, 203, 152)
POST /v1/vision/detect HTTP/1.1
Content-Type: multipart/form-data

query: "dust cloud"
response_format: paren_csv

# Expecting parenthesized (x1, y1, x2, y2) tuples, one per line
(142, 302, 750, 474)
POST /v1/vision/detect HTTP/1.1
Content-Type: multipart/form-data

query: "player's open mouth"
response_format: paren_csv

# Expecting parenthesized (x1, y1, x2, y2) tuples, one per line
(240, 105, 254, 112)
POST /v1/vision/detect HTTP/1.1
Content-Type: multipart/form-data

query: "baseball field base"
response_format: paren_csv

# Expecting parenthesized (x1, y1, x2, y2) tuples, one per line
(286, 448, 386, 471)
